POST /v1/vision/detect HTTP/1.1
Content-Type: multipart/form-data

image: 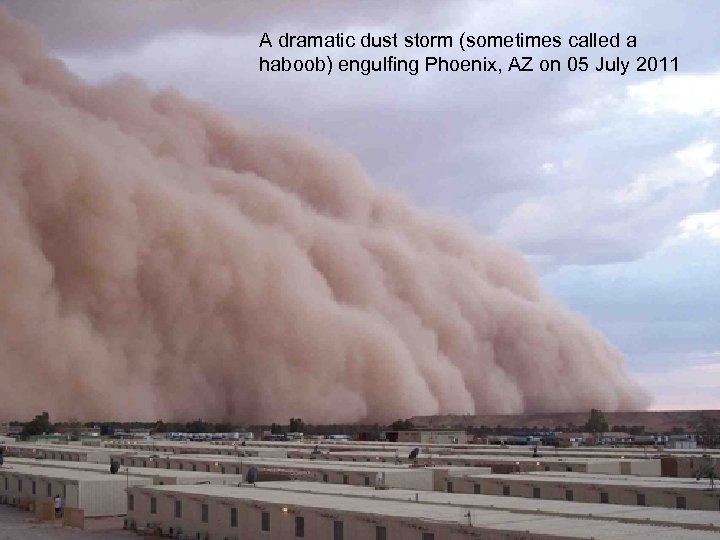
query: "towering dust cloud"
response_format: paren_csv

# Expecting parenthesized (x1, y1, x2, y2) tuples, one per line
(0, 10, 650, 422)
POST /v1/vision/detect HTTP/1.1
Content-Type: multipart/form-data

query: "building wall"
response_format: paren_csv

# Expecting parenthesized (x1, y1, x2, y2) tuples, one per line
(448, 475, 720, 510)
(127, 488, 546, 540)
(79, 478, 152, 517)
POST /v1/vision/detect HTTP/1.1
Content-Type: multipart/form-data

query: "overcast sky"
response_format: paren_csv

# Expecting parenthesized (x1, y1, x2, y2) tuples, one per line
(4, 0, 718, 410)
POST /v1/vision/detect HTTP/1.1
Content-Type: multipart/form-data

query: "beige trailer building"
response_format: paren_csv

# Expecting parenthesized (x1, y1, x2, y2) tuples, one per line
(112, 453, 487, 491)
(661, 454, 720, 477)
(105, 440, 288, 458)
(299, 449, 661, 475)
(255, 481, 720, 532)
(4, 457, 244, 487)
(0, 464, 152, 516)
(446, 471, 720, 511)
(2, 442, 155, 464)
(126, 482, 720, 540)
(384, 430, 468, 444)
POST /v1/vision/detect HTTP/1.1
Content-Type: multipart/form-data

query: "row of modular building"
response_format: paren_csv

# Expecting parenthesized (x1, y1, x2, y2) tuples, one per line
(106, 454, 488, 492)
(5, 441, 717, 479)
(290, 449, 665, 475)
(126, 481, 720, 540)
(444, 471, 720, 511)
(0, 463, 152, 517)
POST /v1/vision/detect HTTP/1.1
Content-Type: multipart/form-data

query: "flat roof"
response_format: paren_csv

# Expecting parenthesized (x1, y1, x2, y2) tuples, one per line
(254, 481, 720, 530)
(0, 463, 149, 483)
(161, 455, 422, 470)
(130, 483, 720, 539)
(456, 472, 713, 490)
(5, 458, 243, 481)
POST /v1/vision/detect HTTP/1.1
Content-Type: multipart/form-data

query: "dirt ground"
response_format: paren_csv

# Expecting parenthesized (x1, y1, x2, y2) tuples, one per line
(0, 505, 135, 540)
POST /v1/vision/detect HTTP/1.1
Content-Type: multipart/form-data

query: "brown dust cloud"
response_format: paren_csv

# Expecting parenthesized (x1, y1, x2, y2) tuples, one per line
(0, 10, 650, 423)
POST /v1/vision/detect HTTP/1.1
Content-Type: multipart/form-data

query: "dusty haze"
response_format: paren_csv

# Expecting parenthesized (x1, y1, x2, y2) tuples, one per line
(0, 10, 650, 423)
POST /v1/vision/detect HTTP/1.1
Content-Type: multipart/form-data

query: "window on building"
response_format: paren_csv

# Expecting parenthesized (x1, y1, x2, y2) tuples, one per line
(206, 465, 210, 472)
(342, 475, 349, 485)
(323, 474, 329, 483)
(150, 497, 157, 514)
(18, 480, 22, 493)
(261, 511, 270, 532)
(179, 463, 183, 470)
(221, 467, 225, 474)
(230, 507, 238, 527)
(376, 525, 387, 540)
(295, 516, 305, 537)
(333, 520, 344, 540)
(533, 487, 541, 499)
(446, 481, 454, 493)
(544, 466, 550, 472)
(566, 467, 572, 472)
(364, 476, 370, 486)
(600, 492, 609, 504)
(127, 494, 134, 511)
(166, 462, 170, 469)
(46, 483, 51, 497)
(175, 500, 182, 518)
(422, 533, 435, 540)
(201, 503, 209, 523)
(235, 467, 240, 475)
(502, 485, 510, 496)
(4, 478, 8, 490)
(474, 484, 482, 495)
(142, 460, 147, 467)
(636, 493, 646, 506)
(676, 496, 686, 510)
(32, 481, 36, 495)
(565, 490, 574, 501)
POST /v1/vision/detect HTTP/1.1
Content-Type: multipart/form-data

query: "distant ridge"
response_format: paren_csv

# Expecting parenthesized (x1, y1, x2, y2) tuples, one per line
(412, 410, 720, 432)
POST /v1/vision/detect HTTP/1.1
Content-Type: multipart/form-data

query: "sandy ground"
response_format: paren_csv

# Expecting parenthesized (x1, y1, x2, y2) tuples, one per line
(0, 505, 135, 540)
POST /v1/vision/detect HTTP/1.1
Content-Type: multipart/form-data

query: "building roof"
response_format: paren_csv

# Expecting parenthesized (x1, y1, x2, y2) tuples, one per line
(254, 481, 720, 530)
(5, 458, 243, 481)
(130, 483, 720, 539)
(456, 472, 715, 490)
(0, 463, 149, 483)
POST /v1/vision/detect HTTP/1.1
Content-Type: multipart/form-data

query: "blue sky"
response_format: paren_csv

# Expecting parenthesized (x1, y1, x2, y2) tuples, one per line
(4, 0, 718, 409)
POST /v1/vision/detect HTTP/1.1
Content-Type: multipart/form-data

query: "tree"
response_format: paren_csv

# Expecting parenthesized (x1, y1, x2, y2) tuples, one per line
(585, 409, 609, 437)
(21, 412, 52, 437)
(289, 418, 304, 433)
(695, 457, 718, 490)
(691, 413, 719, 449)
(185, 419, 212, 433)
(390, 419, 414, 431)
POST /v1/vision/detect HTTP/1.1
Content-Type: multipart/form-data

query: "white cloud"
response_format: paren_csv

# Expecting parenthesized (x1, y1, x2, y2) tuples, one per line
(679, 210, 720, 240)
(540, 162, 556, 174)
(627, 73, 720, 117)
(615, 140, 718, 204)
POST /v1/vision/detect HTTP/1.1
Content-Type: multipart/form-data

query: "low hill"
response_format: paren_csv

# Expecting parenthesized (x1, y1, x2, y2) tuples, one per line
(411, 410, 720, 432)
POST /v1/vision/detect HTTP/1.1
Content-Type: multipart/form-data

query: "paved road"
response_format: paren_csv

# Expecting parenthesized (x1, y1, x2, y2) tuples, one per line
(0, 505, 134, 540)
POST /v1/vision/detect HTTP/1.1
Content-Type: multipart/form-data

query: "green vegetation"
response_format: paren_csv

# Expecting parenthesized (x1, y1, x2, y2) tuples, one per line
(390, 418, 414, 431)
(585, 408, 609, 436)
(20, 411, 52, 437)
